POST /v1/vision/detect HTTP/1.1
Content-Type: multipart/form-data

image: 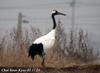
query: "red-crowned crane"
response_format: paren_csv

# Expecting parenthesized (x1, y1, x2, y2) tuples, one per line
(28, 10, 66, 66)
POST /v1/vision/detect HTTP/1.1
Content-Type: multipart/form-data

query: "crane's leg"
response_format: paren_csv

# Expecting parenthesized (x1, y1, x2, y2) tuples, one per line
(41, 51, 46, 67)
(41, 52, 46, 67)
(37, 43, 46, 67)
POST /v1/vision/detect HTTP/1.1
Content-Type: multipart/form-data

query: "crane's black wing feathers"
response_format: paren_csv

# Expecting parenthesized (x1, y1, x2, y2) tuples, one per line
(28, 43, 44, 60)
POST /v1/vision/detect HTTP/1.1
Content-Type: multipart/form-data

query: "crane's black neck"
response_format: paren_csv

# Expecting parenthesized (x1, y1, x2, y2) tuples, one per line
(52, 14, 56, 29)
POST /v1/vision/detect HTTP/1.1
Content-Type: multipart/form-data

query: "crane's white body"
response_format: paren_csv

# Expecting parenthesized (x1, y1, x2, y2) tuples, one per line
(32, 10, 66, 51)
(33, 29, 56, 50)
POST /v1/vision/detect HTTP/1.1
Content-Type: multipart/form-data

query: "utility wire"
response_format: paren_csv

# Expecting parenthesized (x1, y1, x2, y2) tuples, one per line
(0, 2, 100, 10)
(0, 2, 67, 10)
(0, 15, 100, 21)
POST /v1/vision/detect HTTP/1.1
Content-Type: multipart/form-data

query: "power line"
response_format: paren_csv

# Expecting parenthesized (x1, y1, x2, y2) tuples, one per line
(0, 2, 67, 10)
(0, 16, 100, 21)
(0, 2, 100, 10)
(0, 18, 17, 21)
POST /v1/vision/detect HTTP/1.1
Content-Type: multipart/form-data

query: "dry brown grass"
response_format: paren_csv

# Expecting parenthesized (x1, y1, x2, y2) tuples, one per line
(0, 48, 37, 67)
(0, 44, 100, 73)
(0, 46, 83, 68)
(0, 47, 99, 68)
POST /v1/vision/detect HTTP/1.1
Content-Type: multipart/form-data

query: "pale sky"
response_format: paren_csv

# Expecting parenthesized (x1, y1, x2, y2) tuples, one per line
(0, 0, 100, 50)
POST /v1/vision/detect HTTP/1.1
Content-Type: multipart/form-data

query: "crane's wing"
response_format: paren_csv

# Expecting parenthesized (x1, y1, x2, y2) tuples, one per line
(33, 30, 56, 49)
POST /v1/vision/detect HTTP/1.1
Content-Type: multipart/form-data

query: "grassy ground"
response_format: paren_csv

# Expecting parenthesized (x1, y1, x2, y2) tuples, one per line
(0, 47, 80, 67)
(0, 47, 100, 73)
(38, 64, 100, 73)
(0, 64, 100, 73)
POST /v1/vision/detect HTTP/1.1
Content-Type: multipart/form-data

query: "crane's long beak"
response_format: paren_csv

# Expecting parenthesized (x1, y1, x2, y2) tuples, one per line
(58, 12, 66, 16)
